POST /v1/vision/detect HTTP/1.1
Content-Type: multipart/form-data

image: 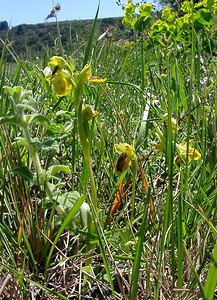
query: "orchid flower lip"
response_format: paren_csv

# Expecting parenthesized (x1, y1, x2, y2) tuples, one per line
(114, 143, 137, 174)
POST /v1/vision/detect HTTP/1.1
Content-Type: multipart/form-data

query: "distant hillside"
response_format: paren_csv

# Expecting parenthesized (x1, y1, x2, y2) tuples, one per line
(0, 17, 131, 61)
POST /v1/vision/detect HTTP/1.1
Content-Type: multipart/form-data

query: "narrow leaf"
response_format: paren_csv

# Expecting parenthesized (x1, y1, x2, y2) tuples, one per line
(135, 101, 150, 150)
(0, 116, 20, 126)
(12, 166, 33, 182)
(48, 164, 71, 176)
(29, 114, 50, 126)
(82, 3, 99, 67)
(204, 241, 217, 300)
(130, 189, 150, 300)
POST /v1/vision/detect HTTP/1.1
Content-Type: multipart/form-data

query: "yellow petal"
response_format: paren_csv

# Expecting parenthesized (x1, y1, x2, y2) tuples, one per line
(188, 147, 201, 161)
(80, 65, 92, 82)
(48, 56, 66, 69)
(176, 142, 201, 162)
(88, 76, 107, 83)
(114, 143, 136, 160)
(53, 75, 72, 96)
(80, 65, 107, 83)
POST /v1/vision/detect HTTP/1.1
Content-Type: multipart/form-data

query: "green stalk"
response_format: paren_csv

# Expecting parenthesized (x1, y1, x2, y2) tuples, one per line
(155, 53, 175, 298)
(177, 192, 183, 288)
(130, 159, 138, 223)
(20, 113, 42, 174)
(129, 189, 150, 300)
(140, 30, 145, 91)
(51, 0, 64, 57)
(77, 101, 98, 210)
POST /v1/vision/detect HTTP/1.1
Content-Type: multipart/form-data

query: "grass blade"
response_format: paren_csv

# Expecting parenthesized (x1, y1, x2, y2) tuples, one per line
(129, 189, 150, 300)
(82, 2, 100, 67)
(204, 241, 217, 300)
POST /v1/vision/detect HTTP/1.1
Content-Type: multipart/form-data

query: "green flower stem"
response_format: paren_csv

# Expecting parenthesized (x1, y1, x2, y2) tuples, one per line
(76, 85, 98, 269)
(131, 159, 138, 223)
(77, 102, 98, 210)
(74, 81, 83, 108)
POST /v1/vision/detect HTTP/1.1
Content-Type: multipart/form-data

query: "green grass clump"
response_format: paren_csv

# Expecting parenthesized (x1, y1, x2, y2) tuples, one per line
(0, 1, 216, 299)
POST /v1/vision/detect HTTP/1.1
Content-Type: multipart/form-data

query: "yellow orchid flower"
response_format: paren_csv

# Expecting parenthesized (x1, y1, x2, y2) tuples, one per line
(114, 143, 136, 174)
(175, 142, 201, 163)
(44, 56, 73, 96)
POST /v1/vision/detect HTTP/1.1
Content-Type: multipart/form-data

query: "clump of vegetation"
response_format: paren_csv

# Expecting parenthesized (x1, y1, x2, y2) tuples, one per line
(0, 0, 216, 299)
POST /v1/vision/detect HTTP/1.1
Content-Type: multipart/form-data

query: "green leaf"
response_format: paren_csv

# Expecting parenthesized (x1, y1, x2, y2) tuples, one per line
(56, 110, 74, 118)
(124, 3, 136, 16)
(48, 164, 71, 176)
(194, 9, 213, 28)
(122, 15, 133, 27)
(130, 189, 150, 299)
(207, 0, 214, 9)
(55, 191, 81, 211)
(46, 124, 63, 135)
(79, 230, 98, 245)
(34, 139, 59, 152)
(11, 166, 33, 182)
(135, 101, 150, 150)
(4, 86, 32, 105)
(139, 3, 152, 14)
(29, 114, 50, 126)
(16, 103, 36, 112)
(3, 86, 15, 96)
(204, 241, 217, 300)
(82, 3, 99, 67)
(0, 116, 20, 126)
(132, 15, 152, 31)
(17, 98, 37, 112)
(13, 137, 28, 147)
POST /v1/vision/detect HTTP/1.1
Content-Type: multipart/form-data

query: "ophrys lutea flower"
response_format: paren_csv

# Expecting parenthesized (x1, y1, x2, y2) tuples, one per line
(44, 57, 106, 97)
(175, 142, 201, 164)
(44, 56, 74, 96)
(152, 114, 201, 165)
(114, 143, 137, 174)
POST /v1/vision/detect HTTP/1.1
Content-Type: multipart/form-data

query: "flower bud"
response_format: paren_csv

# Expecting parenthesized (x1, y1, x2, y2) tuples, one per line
(83, 105, 98, 121)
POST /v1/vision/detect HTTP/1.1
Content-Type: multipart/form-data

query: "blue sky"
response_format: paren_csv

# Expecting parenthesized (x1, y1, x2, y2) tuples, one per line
(1, 0, 125, 27)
